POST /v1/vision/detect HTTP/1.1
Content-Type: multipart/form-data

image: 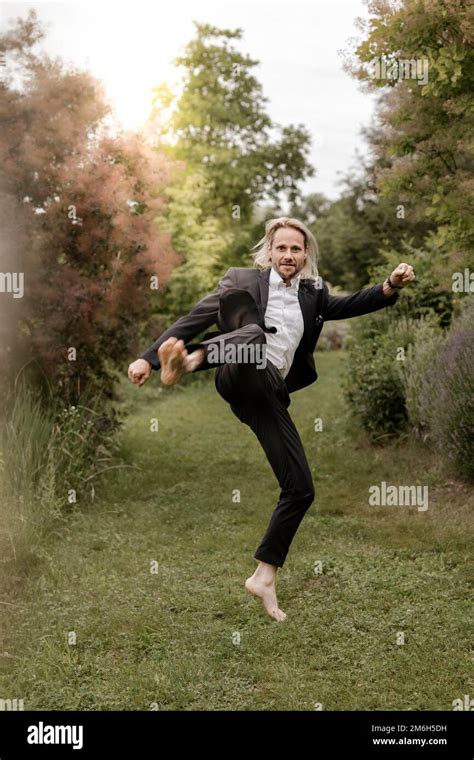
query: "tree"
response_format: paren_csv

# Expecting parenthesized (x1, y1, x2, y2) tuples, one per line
(147, 22, 315, 315)
(348, 0, 474, 278)
(0, 10, 180, 405)
(290, 166, 433, 290)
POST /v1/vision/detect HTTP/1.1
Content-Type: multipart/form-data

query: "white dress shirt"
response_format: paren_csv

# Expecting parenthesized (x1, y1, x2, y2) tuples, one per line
(264, 266, 304, 378)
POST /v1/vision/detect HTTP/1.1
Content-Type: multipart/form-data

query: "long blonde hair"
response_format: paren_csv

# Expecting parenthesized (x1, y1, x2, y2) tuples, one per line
(251, 216, 319, 281)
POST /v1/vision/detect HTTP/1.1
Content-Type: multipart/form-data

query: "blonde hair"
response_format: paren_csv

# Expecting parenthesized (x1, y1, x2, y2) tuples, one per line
(251, 216, 319, 280)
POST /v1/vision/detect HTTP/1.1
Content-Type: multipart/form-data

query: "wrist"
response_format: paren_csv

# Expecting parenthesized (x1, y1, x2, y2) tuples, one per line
(383, 275, 404, 297)
(383, 278, 396, 297)
(387, 274, 403, 290)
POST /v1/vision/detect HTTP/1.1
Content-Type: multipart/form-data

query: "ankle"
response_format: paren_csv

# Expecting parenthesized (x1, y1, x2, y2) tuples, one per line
(186, 348, 205, 372)
(252, 564, 277, 584)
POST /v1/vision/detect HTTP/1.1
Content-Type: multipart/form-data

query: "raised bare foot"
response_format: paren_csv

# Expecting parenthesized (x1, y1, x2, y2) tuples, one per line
(245, 575, 287, 622)
(158, 339, 204, 385)
(158, 338, 186, 385)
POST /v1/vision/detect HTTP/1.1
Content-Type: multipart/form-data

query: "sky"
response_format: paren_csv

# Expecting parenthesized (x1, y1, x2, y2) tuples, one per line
(1, 0, 377, 200)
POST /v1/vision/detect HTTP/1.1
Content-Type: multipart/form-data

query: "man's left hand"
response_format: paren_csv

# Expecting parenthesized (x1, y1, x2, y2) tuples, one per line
(390, 262, 416, 288)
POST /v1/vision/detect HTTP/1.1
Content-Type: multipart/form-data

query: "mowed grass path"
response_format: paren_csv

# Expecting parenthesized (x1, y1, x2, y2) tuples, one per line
(2, 353, 472, 710)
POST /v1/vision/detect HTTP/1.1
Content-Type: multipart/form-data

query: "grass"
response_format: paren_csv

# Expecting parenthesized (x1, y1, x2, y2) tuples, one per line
(0, 352, 472, 710)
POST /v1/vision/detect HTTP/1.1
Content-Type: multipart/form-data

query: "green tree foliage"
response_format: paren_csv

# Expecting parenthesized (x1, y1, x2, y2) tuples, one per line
(156, 22, 314, 219)
(291, 174, 432, 290)
(339, 0, 473, 471)
(157, 170, 234, 321)
(350, 0, 474, 276)
(148, 22, 315, 316)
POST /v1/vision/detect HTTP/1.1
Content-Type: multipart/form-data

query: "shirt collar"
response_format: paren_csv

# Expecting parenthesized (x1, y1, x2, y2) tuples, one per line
(269, 265, 301, 292)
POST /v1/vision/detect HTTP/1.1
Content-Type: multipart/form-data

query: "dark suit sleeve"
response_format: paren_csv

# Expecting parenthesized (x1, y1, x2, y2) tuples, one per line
(322, 281, 399, 321)
(140, 268, 236, 370)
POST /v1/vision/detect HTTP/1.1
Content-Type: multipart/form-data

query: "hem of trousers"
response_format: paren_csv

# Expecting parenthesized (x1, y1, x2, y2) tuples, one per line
(253, 550, 285, 569)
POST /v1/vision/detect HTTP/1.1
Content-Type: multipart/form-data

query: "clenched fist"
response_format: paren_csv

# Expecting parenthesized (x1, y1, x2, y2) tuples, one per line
(128, 358, 152, 387)
(390, 262, 416, 288)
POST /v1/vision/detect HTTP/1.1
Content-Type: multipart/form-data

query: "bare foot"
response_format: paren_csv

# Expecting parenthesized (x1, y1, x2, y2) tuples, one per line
(158, 338, 183, 385)
(245, 574, 287, 622)
(184, 349, 204, 373)
(158, 339, 204, 385)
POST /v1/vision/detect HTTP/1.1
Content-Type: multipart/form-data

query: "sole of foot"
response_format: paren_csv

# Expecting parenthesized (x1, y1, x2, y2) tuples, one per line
(158, 338, 186, 385)
(245, 576, 287, 622)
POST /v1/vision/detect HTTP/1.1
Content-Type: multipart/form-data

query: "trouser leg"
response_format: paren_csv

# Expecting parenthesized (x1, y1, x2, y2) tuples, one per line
(184, 287, 271, 372)
(176, 284, 314, 567)
(215, 358, 315, 568)
(186, 322, 268, 372)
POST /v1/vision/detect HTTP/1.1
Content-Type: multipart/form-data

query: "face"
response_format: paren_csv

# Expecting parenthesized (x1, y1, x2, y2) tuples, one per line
(268, 226, 307, 282)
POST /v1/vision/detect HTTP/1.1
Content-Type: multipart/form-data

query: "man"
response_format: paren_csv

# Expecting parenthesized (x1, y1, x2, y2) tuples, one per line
(128, 217, 415, 622)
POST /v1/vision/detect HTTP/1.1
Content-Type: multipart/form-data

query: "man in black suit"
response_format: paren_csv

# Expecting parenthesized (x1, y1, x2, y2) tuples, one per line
(128, 217, 415, 621)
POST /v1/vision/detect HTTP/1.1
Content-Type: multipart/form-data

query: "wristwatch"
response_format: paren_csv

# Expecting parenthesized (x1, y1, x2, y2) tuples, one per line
(387, 274, 403, 290)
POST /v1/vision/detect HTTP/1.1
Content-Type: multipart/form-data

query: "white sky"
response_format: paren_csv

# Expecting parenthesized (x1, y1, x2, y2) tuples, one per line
(1, 0, 376, 200)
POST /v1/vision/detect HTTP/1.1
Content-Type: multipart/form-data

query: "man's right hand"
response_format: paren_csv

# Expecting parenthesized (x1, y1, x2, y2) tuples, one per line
(127, 358, 152, 387)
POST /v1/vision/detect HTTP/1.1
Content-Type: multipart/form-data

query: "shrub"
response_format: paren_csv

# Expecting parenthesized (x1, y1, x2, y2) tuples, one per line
(368, 239, 455, 329)
(343, 313, 418, 441)
(398, 317, 446, 440)
(419, 299, 474, 480)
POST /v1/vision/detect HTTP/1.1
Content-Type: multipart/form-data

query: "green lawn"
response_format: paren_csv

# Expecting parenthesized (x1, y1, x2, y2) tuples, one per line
(1, 352, 472, 710)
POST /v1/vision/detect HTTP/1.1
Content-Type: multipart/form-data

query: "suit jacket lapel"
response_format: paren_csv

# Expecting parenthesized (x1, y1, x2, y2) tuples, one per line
(257, 267, 271, 323)
(298, 280, 316, 348)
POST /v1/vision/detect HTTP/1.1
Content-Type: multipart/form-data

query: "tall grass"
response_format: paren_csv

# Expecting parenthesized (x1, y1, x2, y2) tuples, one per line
(0, 376, 122, 575)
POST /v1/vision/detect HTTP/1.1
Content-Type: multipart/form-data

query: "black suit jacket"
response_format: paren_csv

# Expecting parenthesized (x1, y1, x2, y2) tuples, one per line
(140, 267, 399, 394)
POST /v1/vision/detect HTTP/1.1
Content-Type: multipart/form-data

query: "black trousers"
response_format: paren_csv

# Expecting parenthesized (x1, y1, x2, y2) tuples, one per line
(186, 293, 315, 568)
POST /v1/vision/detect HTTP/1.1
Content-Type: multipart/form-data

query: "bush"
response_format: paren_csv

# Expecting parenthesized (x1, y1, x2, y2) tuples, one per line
(368, 238, 455, 329)
(418, 299, 474, 480)
(398, 317, 446, 440)
(343, 313, 418, 441)
(396, 297, 474, 480)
